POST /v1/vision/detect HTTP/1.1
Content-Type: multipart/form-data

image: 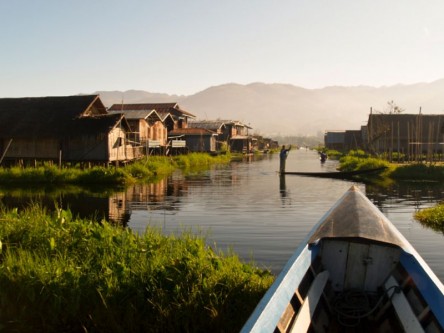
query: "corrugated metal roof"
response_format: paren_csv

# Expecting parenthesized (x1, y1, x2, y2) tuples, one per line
(169, 128, 217, 136)
(189, 119, 252, 130)
(108, 104, 156, 112)
(108, 102, 196, 118)
(189, 120, 226, 130)
(108, 109, 161, 121)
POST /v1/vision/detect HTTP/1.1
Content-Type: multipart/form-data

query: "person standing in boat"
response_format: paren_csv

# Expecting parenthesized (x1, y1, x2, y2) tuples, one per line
(279, 145, 291, 173)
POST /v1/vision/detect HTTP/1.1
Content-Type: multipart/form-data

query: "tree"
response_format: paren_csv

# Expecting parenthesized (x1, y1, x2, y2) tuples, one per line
(386, 100, 404, 114)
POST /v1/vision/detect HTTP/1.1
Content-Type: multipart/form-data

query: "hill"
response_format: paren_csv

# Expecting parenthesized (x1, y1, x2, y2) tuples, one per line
(96, 80, 444, 136)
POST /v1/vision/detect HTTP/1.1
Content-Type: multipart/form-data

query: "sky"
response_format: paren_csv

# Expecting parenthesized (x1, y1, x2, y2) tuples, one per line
(1, 0, 444, 97)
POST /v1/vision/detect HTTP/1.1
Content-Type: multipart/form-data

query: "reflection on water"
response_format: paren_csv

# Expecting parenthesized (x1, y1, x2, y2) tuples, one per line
(1, 150, 443, 282)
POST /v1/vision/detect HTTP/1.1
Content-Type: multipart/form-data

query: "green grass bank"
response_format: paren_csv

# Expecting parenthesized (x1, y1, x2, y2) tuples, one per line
(0, 204, 273, 332)
(0, 153, 232, 186)
(338, 150, 444, 183)
(414, 204, 444, 233)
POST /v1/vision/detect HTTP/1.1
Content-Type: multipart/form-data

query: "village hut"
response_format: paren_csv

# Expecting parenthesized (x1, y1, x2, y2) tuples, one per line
(168, 128, 218, 153)
(0, 95, 137, 165)
(189, 120, 253, 152)
(133, 103, 196, 131)
(107, 104, 167, 154)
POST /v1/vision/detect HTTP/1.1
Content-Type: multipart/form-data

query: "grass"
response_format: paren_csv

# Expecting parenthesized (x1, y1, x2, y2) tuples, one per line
(0, 204, 273, 332)
(0, 165, 128, 185)
(337, 150, 391, 183)
(0, 153, 232, 186)
(389, 163, 444, 181)
(338, 150, 390, 171)
(337, 150, 444, 183)
(414, 204, 444, 233)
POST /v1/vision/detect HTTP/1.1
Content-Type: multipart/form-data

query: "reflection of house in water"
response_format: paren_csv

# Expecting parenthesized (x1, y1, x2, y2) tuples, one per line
(125, 179, 178, 212)
(108, 192, 131, 225)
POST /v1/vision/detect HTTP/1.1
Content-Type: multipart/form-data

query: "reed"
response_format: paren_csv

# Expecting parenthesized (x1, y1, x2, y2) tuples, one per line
(0, 204, 272, 332)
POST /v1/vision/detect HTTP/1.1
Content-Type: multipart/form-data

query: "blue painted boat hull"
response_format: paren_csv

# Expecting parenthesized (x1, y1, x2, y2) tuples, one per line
(241, 186, 444, 333)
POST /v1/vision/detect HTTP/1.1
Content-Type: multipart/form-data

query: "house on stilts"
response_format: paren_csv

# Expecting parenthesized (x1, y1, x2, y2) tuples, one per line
(0, 95, 139, 166)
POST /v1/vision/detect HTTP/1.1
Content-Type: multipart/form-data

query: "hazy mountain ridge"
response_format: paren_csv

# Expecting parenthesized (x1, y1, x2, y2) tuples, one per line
(95, 79, 444, 136)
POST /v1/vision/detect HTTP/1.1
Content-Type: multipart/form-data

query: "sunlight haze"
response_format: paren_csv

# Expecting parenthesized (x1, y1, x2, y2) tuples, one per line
(1, 0, 444, 97)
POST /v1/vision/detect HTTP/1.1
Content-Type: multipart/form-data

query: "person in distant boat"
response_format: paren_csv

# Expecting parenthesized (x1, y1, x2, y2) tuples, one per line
(320, 151, 327, 163)
(279, 145, 291, 173)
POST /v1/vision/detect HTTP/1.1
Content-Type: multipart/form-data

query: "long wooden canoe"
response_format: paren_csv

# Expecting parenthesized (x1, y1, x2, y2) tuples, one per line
(241, 186, 444, 333)
(281, 167, 387, 179)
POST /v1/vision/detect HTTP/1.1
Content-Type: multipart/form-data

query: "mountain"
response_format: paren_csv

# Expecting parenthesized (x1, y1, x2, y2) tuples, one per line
(95, 80, 444, 136)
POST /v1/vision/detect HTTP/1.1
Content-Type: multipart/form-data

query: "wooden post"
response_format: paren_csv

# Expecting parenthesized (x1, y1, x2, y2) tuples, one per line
(0, 138, 13, 166)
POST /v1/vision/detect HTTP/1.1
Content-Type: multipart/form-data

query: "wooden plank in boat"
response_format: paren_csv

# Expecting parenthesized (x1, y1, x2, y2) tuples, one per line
(290, 271, 329, 333)
(365, 245, 401, 291)
(385, 276, 424, 333)
(345, 242, 369, 290)
(320, 240, 348, 291)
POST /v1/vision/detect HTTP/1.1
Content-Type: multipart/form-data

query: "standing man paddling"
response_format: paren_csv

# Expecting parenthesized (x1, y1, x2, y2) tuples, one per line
(279, 145, 291, 174)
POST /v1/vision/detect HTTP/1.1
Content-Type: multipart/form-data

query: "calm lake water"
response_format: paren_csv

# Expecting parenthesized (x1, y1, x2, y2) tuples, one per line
(1, 149, 443, 282)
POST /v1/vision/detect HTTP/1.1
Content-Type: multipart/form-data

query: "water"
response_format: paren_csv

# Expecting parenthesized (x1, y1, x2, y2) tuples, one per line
(126, 149, 444, 281)
(1, 149, 443, 282)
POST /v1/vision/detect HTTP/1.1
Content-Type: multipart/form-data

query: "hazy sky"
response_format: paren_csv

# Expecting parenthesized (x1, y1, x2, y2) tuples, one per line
(2, 0, 444, 97)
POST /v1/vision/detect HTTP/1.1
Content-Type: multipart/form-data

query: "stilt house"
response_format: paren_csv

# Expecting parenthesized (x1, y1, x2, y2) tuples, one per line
(109, 102, 196, 155)
(0, 95, 137, 165)
(139, 103, 196, 131)
(189, 120, 253, 152)
(168, 128, 217, 152)
(107, 104, 167, 154)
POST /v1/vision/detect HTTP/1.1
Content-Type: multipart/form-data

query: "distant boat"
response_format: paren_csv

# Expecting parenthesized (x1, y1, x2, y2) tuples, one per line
(281, 167, 386, 179)
(241, 186, 444, 333)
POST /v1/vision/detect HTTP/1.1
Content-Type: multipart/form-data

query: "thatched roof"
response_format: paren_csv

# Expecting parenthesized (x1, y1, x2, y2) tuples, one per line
(68, 113, 129, 136)
(0, 95, 107, 138)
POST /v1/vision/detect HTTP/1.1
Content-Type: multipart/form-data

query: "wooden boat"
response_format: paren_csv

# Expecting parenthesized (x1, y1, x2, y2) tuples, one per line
(241, 186, 444, 333)
(281, 167, 387, 179)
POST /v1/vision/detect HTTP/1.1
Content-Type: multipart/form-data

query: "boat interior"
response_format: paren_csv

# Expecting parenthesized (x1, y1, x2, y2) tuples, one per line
(276, 238, 443, 333)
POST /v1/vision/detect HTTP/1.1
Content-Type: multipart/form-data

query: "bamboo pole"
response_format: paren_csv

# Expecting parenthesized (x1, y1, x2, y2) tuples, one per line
(0, 138, 13, 166)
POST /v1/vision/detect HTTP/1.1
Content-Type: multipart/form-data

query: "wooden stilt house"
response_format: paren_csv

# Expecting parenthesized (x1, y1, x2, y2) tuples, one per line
(189, 119, 253, 153)
(168, 128, 217, 153)
(0, 95, 138, 165)
(107, 104, 167, 155)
